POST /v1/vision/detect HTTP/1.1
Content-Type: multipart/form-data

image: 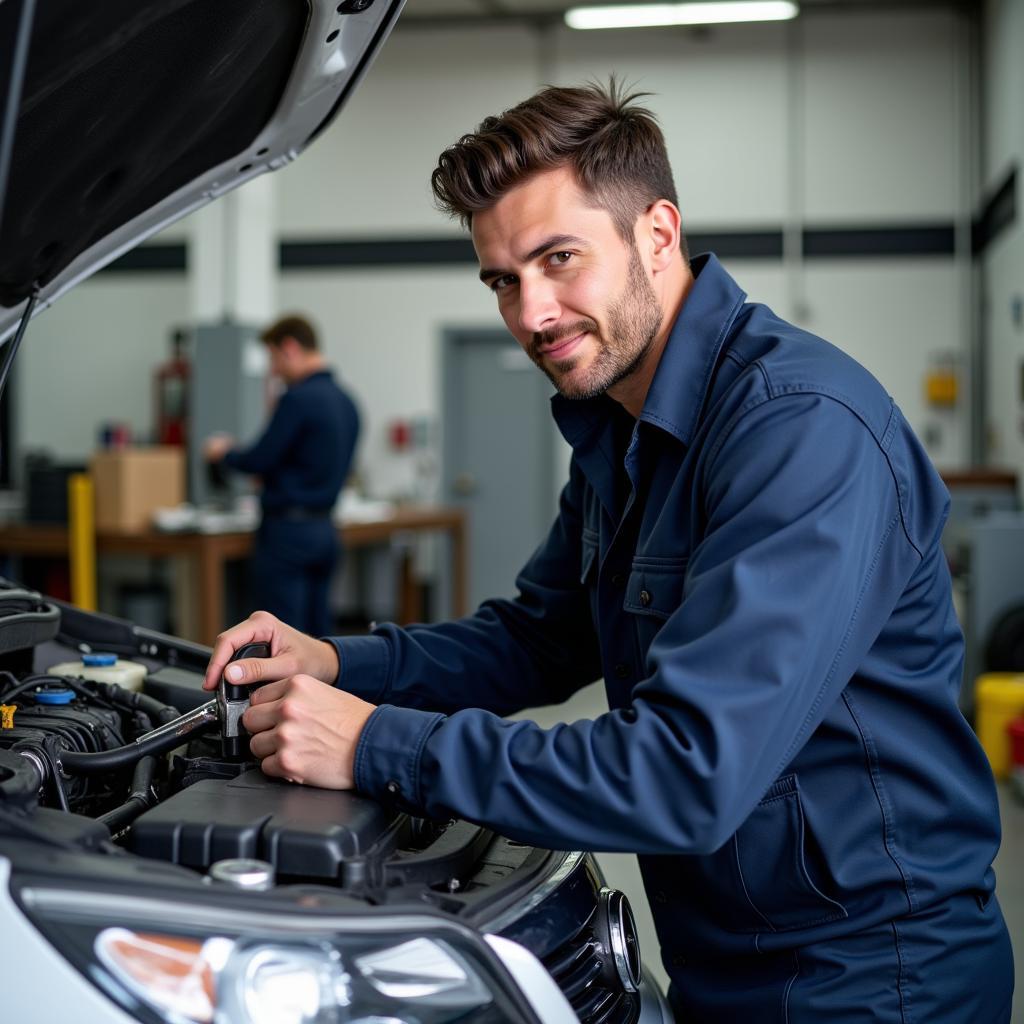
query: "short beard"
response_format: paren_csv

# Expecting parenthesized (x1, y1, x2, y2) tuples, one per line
(532, 244, 663, 401)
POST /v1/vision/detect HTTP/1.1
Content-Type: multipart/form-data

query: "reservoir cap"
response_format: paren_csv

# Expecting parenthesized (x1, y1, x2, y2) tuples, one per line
(34, 686, 75, 705)
(82, 653, 117, 666)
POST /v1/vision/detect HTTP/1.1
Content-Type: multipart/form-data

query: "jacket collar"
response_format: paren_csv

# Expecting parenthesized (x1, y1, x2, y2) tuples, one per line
(638, 252, 746, 446)
(551, 252, 747, 452)
(547, 253, 746, 524)
(289, 367, 333, 389)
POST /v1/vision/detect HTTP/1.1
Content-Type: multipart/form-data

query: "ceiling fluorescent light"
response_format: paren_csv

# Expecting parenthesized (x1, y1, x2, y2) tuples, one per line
(565, 2, 799, 30)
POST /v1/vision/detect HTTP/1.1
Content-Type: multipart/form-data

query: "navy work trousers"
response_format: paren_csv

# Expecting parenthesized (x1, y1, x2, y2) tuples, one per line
(251, 516, 338, 638)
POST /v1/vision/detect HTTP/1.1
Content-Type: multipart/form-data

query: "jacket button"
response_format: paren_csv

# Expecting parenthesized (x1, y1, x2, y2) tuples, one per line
(639, 589, 652, 607)
(671, 954, 687, 968)
(611, 572, 626, 588)
(654, 890, 667, 904)
(386, 780, 400, 795)
(614, 663, 630, 679)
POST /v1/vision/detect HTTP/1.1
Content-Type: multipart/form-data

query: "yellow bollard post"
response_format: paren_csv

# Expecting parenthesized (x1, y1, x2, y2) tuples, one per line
(68, 472, 97, 611)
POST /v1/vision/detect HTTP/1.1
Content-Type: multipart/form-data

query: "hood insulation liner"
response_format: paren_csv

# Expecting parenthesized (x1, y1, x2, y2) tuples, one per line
(0, 0, 307, 307)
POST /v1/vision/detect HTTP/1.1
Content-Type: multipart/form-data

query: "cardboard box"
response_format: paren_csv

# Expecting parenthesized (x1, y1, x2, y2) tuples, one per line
(90, 447, 185, 533)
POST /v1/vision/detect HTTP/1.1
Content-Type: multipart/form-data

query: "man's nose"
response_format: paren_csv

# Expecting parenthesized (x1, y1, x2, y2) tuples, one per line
(517, 278, 560, 335)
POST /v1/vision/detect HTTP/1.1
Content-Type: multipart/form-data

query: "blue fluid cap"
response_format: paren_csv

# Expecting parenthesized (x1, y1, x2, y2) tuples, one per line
(82, 653, 117, 666)
(34, 686, 75, 705)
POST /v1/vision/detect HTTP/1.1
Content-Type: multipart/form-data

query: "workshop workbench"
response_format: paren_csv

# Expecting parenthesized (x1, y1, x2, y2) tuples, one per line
(0, 505, 467, 645)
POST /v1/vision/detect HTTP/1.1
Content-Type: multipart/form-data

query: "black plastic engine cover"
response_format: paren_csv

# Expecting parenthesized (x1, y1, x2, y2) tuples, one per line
(129, 769, 401, 879)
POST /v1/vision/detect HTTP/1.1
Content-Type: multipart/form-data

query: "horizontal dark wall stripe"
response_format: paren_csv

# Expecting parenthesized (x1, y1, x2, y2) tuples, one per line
(803, 224, 956, 257)
(281, 237, 476, 268)
(280, 227, 957, 267)
(687, 230, 783, 259)
(98, 243, 187, 273)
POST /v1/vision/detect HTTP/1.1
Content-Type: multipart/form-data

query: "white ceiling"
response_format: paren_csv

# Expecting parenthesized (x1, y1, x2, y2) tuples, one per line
(395, 0, 964, 28)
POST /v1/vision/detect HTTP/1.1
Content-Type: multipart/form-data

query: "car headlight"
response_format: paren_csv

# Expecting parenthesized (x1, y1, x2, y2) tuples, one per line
(94, 929, 492, 1024)
(16, 886, 537, 1024)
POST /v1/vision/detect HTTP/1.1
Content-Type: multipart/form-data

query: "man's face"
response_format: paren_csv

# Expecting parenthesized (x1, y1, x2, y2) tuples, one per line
(266, 339, 286, 380)
(267, 339, 296, 383)
(472, 166, 663, 401)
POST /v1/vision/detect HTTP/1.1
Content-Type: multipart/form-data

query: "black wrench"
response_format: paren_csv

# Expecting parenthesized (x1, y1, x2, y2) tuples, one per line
(217, 641, 271, 760)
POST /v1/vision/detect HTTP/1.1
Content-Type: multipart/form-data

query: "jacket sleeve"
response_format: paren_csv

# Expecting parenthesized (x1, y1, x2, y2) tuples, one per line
(331, 457, 603, 717)
(223, 392, 302, 476)
(353, 394, 927, 854)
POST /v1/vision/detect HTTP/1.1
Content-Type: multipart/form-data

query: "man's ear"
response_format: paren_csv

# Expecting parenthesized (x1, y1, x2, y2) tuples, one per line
(646, 199, 682, 273)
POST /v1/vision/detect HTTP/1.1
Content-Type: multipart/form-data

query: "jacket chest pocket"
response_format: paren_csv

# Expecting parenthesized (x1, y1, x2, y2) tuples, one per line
(624, 559, 688, 660)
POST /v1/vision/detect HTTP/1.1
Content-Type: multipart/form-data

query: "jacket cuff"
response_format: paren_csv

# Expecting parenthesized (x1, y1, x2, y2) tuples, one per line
(328, 635, 392, 700)
(354, 704, 446, 812)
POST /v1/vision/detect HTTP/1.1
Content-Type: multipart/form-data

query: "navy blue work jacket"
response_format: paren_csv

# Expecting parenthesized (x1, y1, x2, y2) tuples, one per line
(224, 369, 359, 512)
(335, 255, 1002, 966)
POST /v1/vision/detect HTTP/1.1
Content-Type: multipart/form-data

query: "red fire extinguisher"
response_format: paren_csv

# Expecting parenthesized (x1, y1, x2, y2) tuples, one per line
(155, 328, 190, 446)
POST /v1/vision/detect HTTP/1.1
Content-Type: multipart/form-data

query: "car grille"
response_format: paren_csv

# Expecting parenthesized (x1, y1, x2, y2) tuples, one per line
(542, 905, 640, 1024)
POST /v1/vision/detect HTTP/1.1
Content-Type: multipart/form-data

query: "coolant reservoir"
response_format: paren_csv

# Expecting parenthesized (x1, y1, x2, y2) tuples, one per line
(46, 652, 147, 692)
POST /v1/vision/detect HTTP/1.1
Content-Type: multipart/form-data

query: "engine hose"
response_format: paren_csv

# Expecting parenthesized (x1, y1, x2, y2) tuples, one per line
(97, 756, 157, 833)
(2, 676, 181, 727)
(12, 740, 71, 810)
(60, 700, 220, 775)
(92, 681, 181, 725)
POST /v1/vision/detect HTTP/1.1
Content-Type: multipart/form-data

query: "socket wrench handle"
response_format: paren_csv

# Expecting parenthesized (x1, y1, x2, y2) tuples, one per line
(218, 641, 271, 760)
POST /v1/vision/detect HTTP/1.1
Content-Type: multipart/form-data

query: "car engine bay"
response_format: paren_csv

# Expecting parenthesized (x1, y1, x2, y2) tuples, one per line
(0, 579, 644, 1024)
(0, 581, 542, 907)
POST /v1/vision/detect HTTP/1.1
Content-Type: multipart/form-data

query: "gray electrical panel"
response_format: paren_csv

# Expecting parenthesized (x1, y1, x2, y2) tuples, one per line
(188, 321, 269, 507)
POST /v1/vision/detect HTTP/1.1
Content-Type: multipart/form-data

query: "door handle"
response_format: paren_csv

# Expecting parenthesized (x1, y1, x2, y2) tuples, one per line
(452, 471, 478, 496)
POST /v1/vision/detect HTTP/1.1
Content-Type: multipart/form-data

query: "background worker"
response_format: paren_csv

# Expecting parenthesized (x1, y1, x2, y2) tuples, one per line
(204, 314, 360, 636)
(204, 84, 1013, 1020)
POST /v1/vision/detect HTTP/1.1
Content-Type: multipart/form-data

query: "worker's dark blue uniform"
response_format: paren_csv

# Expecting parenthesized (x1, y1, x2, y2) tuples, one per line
(224, 369, 359, 637)
(330, 255, 1013, 1020)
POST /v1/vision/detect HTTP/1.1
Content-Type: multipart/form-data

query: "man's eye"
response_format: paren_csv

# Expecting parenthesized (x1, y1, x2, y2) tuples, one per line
(491, 274, 517, 292)
(549, 251, 572, 266)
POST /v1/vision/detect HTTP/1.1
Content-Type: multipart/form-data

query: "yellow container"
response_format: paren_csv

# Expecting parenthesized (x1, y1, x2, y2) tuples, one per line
(975, 674, 1024, 779)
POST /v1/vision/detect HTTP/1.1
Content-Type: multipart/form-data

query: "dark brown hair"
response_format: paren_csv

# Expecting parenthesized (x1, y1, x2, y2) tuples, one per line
(261, 314, 318, 351)
(431, 78, 682, 249)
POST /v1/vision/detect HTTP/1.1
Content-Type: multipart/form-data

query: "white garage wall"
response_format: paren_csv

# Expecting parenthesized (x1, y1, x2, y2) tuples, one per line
(799, 12, 961, 223)
(801, 260, 966, 447)
(276, 25, 544, 236)
(14, 277, 190, 474)
(13, 8, 975, 489)
(982, 0, 1024, 484)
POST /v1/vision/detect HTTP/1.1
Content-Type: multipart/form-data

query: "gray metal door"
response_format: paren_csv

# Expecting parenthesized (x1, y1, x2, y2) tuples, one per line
(442, 329, 559, 610)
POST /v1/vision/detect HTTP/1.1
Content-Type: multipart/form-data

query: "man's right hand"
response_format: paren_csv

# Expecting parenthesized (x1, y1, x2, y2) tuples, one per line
(202, 610, 340, 692)
(202, 433, 235, 463)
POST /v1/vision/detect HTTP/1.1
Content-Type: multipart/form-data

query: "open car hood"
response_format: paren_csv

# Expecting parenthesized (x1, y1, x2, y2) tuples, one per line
(0, 0, 405, 344)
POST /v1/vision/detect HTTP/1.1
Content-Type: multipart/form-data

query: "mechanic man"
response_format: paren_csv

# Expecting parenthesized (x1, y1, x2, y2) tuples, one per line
(204, 314, 360, 637)
(204, 83, 1014, 1020)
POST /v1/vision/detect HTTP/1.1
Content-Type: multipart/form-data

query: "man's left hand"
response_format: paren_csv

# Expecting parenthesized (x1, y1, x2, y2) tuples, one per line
(242, 675, 377, 789)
